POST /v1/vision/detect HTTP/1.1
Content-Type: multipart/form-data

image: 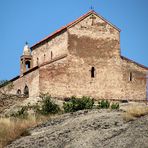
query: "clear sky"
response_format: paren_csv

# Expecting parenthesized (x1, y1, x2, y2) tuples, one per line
(0, 0, 148, 80)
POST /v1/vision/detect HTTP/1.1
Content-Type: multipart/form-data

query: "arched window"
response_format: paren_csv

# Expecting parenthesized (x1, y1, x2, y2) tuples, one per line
(25, 61, 31, 71)
(91, 67, 95, 78)
(24, 85, 29, 97)
(17, 89, 21, 95)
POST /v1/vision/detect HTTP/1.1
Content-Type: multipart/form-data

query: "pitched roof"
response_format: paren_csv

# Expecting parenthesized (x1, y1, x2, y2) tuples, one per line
(121, 56, 148, 70)
(31, 10, 120, 50)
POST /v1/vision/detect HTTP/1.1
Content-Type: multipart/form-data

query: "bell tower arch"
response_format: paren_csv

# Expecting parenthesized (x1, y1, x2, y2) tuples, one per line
(20, 42, 33, 76)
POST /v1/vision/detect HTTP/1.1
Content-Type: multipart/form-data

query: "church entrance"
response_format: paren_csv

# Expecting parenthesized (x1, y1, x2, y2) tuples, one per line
(24, 85, 29, 97)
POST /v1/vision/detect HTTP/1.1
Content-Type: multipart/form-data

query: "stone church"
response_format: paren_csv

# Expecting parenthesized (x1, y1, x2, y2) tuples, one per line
(3, 10, 148, 101)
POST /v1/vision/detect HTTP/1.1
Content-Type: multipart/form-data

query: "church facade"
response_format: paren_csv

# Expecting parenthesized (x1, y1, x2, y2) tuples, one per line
(4, 10, 148, 101)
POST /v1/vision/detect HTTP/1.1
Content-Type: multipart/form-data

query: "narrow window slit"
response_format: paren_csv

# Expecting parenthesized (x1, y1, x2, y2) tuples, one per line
(129, 72, 132, 81)
(91, 67, 95, 78)
(37, 58, 39, 65)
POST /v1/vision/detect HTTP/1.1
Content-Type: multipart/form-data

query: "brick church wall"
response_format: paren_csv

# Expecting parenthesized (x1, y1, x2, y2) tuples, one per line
(39, 14, 147, 101)
(39, 14, 121, 99)
(121, 58, 147, 100)
(31, 31, 68, 67)
(8, 69, 39, 97)
(1, 12, 147, 101)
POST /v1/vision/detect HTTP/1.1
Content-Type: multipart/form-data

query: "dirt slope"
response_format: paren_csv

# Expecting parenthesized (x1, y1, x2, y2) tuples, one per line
(7, 110, 148, 148)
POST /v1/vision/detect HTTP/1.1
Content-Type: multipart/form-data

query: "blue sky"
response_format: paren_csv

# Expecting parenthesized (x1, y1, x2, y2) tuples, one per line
(0, 0, 148, 80)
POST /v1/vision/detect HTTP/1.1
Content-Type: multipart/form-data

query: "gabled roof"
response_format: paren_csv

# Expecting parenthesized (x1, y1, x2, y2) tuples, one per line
(31, 10, 120, 50)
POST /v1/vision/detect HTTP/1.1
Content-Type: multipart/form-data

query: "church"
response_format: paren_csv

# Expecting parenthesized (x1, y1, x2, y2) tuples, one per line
(3, 10, 148, 101)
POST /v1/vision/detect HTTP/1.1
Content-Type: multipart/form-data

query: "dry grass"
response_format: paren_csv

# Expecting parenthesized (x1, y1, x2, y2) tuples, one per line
(0, 115, 50, 148)
(122, 104, 148, 122)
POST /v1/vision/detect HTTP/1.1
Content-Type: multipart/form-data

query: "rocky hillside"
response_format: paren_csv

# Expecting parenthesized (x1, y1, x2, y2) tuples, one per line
(0, 95, 26, 115)
(7, 109, 148, 148)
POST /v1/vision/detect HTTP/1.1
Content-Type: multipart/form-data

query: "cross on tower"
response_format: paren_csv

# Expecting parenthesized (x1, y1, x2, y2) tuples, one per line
(90, 0, 95, 10)
(90, 6, 94, 10)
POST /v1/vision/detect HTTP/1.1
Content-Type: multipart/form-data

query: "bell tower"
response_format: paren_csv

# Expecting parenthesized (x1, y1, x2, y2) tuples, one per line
(20, 42, 33, 76)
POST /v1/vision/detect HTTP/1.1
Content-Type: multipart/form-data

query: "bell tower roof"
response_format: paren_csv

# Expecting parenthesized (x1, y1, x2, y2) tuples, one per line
(23, 42, 31, 55)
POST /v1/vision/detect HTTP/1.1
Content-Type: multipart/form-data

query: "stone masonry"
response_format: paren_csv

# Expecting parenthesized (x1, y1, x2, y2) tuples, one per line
(2, 10, 148, 101)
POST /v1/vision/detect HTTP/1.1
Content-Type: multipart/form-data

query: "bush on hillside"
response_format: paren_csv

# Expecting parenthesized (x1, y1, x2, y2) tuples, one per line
(111, 103, 119, 110)
(39, 94, 60, 115)
(63, 96, 94, 113)
(98, 100, 110, 109)
(10, 94, 60, 118)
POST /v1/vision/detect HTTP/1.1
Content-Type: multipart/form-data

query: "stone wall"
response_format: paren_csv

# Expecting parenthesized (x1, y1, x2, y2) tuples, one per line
(31, 31, 68, 67)
(121, 58, 147, 100)
(38, 14, 121, 99)
(9, 69, 39, 97)
(39, 55, 124, 100)
(2, 12, 147, 101)
(39, 13, 147, 101)
(66, 14, 123, 99)
(39, 56, 69, 97)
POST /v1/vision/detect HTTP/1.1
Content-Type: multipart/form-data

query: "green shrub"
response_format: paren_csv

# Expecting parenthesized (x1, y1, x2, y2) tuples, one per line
(63, 102, 74, 113)
(63, 96, 94, 113)
(39, 94, 60, 115)
(81, 96, 94, 109)
(98, 100, 110, 109)
(111, 103, 119, 110)
(9, 94, 60, 117)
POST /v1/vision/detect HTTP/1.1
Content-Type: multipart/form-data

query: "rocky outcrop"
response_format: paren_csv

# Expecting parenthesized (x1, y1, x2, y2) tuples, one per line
(0, 95, 25, 116)
(7, 109, 148, 148)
